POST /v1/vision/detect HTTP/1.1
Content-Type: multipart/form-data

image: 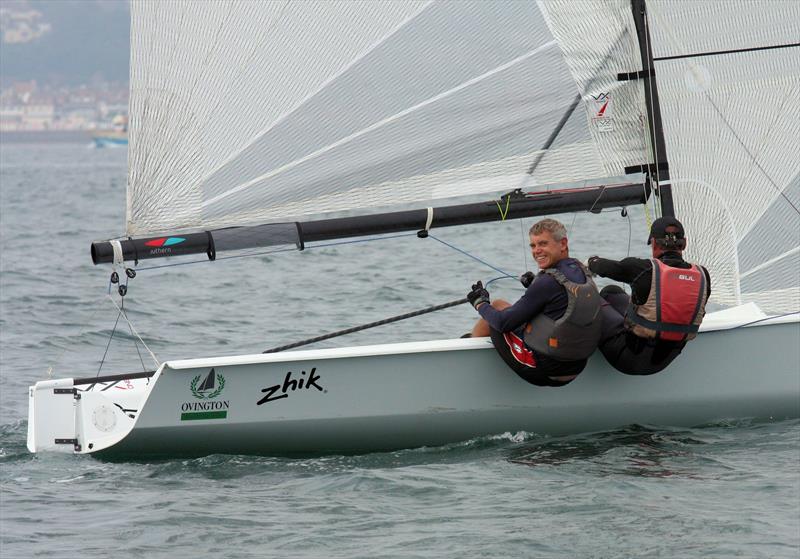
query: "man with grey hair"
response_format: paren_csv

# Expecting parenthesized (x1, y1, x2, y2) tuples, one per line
(467, 218, 602, 387)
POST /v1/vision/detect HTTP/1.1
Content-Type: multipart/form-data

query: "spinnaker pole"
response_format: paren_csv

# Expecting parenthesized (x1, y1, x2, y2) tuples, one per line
(91, 182, 649, 265)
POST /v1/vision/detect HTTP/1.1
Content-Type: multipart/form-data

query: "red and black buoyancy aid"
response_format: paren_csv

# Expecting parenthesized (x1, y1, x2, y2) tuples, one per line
(626, 258, 708, 342)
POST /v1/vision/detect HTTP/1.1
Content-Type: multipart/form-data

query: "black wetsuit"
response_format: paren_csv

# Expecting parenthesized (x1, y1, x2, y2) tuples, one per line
(588, 252, 711, 375)
(478, 258, 590, 386)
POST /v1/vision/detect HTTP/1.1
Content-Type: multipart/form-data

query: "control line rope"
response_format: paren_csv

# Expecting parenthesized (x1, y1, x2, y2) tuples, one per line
(263, 275, 511, 353)
(262, 298, 468, 353)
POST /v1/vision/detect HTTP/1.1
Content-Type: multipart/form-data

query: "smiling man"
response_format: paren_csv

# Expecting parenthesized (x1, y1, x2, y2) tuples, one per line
(467, 218, 602, 387)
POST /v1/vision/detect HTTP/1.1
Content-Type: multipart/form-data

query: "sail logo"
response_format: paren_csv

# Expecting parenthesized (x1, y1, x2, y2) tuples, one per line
(181, 368, 229, 421)
(257, 368, 324, 405)
(144, 237, 186, 247)
(591, 92, 610, 117)
(591, 92, 614, 132)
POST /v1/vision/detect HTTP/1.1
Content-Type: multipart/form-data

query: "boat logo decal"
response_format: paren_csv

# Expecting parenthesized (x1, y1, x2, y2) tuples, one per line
(144, 236, 186, 248)
(180, 368, 229, 421)
(190, 368, 225, 399)
(257, 367, 324, 405)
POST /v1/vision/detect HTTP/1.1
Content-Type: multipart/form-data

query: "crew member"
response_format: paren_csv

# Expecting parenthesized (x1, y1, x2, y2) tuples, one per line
(587, 216, 711, 375)
(467, 218, 602, 387)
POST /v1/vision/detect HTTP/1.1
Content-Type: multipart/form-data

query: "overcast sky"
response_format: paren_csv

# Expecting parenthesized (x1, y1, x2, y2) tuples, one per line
(0, 0, 130, 85)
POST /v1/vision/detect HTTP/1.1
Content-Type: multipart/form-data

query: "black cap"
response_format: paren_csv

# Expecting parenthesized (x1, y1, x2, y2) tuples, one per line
(647, 216, 685, 245)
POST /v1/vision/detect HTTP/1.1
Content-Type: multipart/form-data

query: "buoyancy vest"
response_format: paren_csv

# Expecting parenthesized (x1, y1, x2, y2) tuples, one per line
(625, 258, 708, 342)
(524, 263, 603, 361)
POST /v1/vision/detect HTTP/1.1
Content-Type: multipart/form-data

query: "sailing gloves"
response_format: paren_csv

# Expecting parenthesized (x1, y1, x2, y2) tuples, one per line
(519, 271, 535, 288)
(467, 281, 491, 310)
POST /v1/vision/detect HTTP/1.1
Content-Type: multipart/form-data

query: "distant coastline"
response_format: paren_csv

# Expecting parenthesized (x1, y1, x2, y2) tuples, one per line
(0, 130, 99, 143)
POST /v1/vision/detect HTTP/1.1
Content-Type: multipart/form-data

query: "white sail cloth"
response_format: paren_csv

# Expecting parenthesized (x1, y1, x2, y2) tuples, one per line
(126, 0, 799, 315)
(648, 0, 800, 314)
(127, 0, 646, 235)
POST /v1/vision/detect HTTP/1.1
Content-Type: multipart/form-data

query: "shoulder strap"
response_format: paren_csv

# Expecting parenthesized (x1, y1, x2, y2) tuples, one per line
(541, 267, 569, 286)
(541, 260, 592, 287)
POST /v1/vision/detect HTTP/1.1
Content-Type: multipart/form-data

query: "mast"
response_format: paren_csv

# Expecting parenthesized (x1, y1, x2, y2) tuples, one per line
(629, 0, 674, 217)
(91, 182, 648, 265)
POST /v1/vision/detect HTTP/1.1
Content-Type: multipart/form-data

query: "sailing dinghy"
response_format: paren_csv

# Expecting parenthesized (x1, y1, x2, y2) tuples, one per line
(27, 1, 799, 457)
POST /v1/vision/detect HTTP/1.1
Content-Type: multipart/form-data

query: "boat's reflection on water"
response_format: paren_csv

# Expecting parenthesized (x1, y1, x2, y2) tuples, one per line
(507, 424, 713, 478)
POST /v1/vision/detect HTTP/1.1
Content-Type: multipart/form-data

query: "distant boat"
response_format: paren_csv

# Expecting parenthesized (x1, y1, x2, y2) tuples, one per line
(91, 132, 128, 148)
(91, 114, 127, 147)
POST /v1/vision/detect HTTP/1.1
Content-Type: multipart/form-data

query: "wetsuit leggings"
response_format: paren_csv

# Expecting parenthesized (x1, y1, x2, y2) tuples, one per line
(598, 285, 684, 375)
(488, 328, 582, 387)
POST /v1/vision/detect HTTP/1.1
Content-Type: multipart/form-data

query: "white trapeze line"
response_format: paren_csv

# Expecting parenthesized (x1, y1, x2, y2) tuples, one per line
(203, 39, 558, 209)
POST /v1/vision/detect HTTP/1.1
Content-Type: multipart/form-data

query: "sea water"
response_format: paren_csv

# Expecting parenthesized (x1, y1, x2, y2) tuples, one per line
(1, 140, 798, 558)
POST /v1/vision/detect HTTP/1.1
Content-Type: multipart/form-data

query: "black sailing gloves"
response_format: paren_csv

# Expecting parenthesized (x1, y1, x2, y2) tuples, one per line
(467, 281, 491, 310)
(519, 271, 535, 288)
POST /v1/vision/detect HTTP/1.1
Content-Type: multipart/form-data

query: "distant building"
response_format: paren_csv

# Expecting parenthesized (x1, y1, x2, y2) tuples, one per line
(22, 101, 56, 130)
(0, 79, 128, 132)
(0, 104, 24, 130)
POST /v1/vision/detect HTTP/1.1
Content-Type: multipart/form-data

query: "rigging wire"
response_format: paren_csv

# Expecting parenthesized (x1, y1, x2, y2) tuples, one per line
(126, 299, 148, 373)
(96, 303, 123, 377)
(427, 234, 514, 279)
(704, 99, 800, 218)
(105, 293, 160, 370)
(96, 287, 152, 377)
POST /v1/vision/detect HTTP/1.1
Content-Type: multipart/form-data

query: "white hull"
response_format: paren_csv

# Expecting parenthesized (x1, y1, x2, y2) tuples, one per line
(27, 306, 800, 458)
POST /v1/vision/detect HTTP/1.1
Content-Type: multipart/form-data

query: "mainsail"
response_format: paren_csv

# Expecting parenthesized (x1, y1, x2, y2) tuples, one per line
(109, 0, 799, 317)
(125, 0, 651, 235)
